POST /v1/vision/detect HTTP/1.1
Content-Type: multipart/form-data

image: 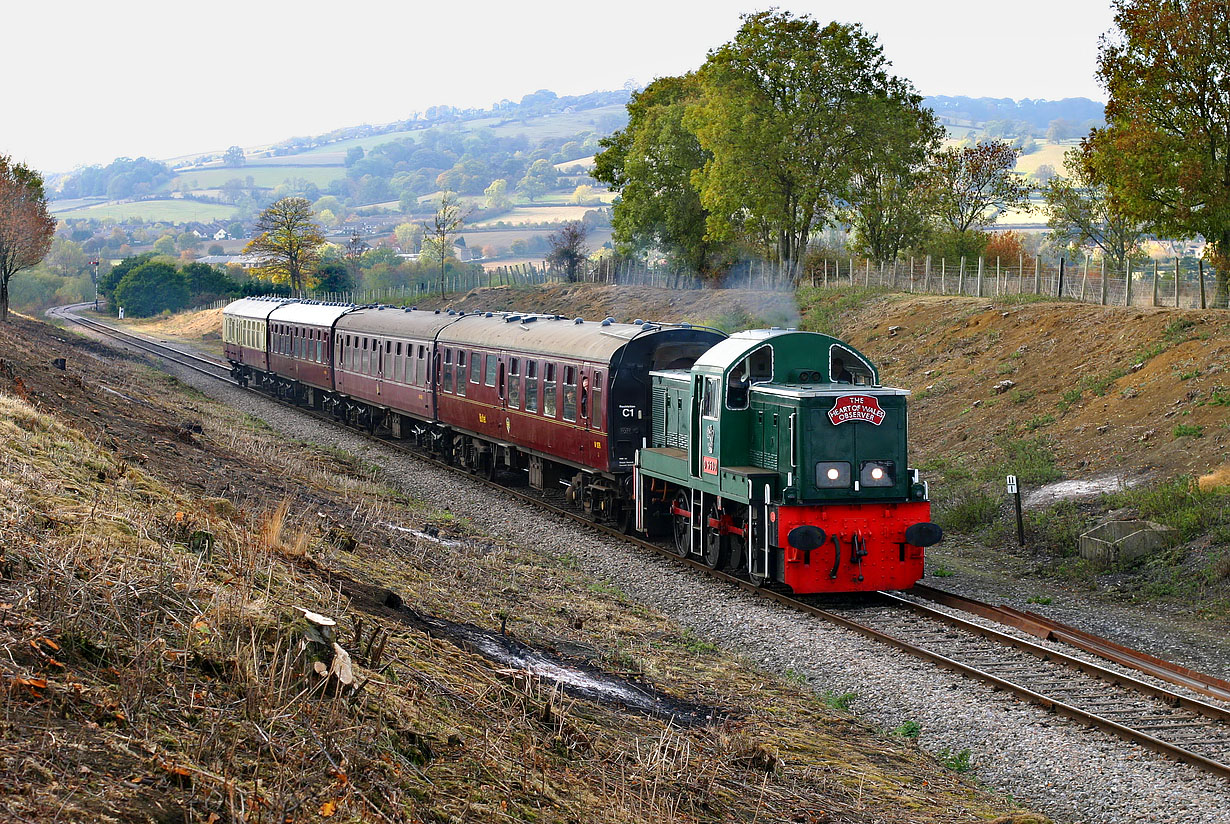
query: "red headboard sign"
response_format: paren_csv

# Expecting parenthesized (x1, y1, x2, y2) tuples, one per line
(828, 395, 886, 426)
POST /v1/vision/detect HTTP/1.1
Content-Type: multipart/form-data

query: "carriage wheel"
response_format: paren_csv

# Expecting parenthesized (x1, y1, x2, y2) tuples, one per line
(670, 490, 691, 558)
(702, 502, 729, 570)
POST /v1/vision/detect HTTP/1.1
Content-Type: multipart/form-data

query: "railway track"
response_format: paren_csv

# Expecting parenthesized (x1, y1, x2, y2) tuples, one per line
(54, 304, 1230, 781)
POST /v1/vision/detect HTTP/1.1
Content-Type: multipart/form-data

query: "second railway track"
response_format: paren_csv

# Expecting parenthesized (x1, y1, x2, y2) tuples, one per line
(55, 304, 1230, 782)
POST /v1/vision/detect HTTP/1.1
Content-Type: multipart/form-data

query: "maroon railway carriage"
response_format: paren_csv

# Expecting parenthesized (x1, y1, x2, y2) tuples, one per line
(430, 312, 723, 519)
(221, 296, 295, 382)
(332, 306, 457, 434)
(264, 302, 356, 402)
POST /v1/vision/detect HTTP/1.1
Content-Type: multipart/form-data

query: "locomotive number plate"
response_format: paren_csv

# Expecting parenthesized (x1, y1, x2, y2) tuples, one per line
(702, 456, 719, 475)
(828, 395, 886, 426)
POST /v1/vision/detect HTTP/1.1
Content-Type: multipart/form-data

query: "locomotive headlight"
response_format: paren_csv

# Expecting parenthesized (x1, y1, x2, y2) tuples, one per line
(859, 460, 895, 487)
(815, 461, 851, 488)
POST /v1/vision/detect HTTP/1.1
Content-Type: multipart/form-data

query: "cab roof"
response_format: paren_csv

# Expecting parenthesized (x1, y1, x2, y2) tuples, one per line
(692, 329, 878, 384)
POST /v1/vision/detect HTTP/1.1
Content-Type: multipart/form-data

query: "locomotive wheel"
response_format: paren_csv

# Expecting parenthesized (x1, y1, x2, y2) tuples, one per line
(727, 514, 748, 573)
(702, 502, 729, 570)
(670, 490, 691, 558)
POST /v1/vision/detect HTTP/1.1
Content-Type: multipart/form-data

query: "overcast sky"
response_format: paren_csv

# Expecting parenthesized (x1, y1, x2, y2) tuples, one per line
(6, 1, 1116, 174)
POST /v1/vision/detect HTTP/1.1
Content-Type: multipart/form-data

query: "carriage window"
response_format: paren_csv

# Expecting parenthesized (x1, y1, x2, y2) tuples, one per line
(469, 351, 481, 384)
(442, 348, 453, 392)
(508, 358, 521, 409)
(456, 351, 467, 397)
(562, 366, 577, 422)
(525, 361, 539, 413)
(544, 364, 558, 417)
(591, 372, 603, 430)
(485, 354, 498, 387)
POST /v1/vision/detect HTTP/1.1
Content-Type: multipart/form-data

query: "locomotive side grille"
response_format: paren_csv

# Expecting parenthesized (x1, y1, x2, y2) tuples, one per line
(751, 449, 778, 470)
(652, 386, 667, 447)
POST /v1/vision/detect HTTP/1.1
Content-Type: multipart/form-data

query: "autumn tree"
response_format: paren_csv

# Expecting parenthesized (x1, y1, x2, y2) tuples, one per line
(688, 11, 930, 277)
(928, 141, 1031, 234)
(1088, 0, 1230, 304)
(0, 155, 56, 321)
(845, 97, 943, 262)
(1045, 147, 1143, 272)
(421, 192, 465, 296)
(244, 197, 325, 291)
(593, 74, 734, 277)
(547, 221, 589, 282)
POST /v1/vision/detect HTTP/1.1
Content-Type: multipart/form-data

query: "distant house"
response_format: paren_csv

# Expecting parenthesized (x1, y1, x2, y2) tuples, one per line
(213, 228, 229, 240)
(196, 254, 266, 270)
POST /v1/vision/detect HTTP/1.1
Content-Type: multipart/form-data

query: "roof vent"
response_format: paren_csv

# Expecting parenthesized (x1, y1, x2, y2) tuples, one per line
(486, 312, 494, 318)
(505, 315, 522, 323)
(771, 326, 782, 331)
(634, 319, 644, 325)
(600, 318, 612, 327)
(447, 310, 455, 315)
(574, 317, 584, 324)
(411, 306, 417, 311)
(404, 307, 412, 312)
(521, 316, 537, 324)
(679, 322, 691, 329)
(435, 309, 441, 314)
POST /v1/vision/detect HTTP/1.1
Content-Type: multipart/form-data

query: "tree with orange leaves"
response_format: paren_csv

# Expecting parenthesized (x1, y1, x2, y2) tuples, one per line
(0, 155, 56, 322)
(1089, 0, 1230, 304)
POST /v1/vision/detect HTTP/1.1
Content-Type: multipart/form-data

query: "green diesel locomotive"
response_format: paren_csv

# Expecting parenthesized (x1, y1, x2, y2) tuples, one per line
(634, 329, 941, 593)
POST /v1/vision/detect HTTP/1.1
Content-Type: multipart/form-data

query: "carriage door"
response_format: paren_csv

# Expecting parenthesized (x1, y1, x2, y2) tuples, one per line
(579, 366, 592, 430)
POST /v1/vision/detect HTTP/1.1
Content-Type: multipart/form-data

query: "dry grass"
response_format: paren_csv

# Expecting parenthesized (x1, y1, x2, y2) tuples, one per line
(0, 310, 1034, 823)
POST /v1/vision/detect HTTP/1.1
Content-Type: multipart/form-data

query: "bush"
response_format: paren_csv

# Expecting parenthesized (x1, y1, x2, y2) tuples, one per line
(935, 482, 1000, 532)
(114, 262, 189, 317)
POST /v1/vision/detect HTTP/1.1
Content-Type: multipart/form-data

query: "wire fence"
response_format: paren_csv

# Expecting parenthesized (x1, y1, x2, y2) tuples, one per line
(192, 253, 1229, 312)
(802, 255, 1228, 310)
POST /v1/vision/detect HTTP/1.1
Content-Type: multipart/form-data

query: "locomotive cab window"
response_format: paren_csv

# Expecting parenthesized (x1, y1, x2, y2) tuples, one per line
(828, 345, 873, 385)
(727, 345, 772, 409)
(701, 376, 720, 419)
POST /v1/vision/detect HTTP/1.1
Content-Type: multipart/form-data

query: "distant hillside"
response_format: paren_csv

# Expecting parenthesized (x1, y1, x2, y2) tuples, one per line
(924, 95, 1104, 133)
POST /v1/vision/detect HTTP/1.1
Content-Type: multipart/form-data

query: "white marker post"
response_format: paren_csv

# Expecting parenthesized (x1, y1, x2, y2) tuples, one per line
(1006, 475, 1024, 547)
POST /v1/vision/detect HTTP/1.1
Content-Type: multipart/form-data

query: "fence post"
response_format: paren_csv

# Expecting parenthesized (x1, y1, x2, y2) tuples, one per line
(1080, 255, 1089, 302)
(908, 256, 914, 291)
(924, 255, 931, 292)
(1033, 256, 1040, 295)
(1199, 259, 1207, 309)
(1152, 260, 1159, 306)
(1057, 257, 1065, 297)
(975, 257, 983, 297)
(879, 259, 885, 287)
(959, 257, 966, 294)
(941, 257, 947, 293)
(1174, 258, 1181, 307)
(996, 256, 1002, 296)
(1100, 257, 1108, 306)
(1125, 262, 1133, 307)
(848, 258, 854, 285)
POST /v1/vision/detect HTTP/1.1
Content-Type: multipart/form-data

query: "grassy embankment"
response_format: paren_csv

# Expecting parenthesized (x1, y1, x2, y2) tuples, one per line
(0, 311, 1033, 822)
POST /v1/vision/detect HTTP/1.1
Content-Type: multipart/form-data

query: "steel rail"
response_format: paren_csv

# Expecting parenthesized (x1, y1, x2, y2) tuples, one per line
(52, 304, 1230, 781)
(911, 583, 1230, 704)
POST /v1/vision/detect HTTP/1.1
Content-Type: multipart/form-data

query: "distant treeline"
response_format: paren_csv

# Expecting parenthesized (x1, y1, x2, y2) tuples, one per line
(923, 96, 1105, 132)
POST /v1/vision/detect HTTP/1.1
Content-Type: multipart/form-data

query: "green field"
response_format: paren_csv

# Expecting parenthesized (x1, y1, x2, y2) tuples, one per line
(57, 199, 238, 222)
(1015, 141, 1076, 177)
(298, 105, 626, 157)
(170, 166, 344, 190)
